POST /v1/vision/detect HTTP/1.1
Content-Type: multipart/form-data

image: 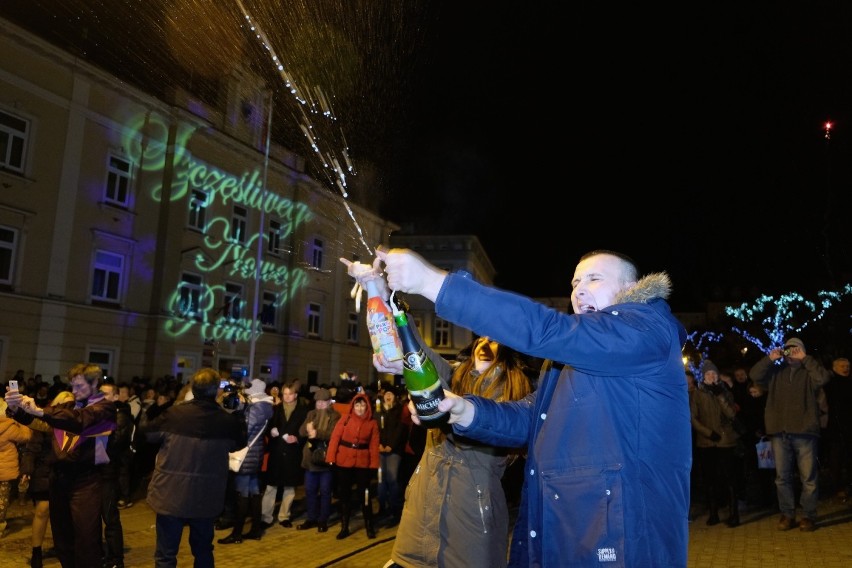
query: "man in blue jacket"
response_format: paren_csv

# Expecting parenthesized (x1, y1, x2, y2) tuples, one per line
(378, 248, 691, 568)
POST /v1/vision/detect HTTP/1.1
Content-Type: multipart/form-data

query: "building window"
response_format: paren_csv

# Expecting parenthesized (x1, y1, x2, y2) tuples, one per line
(188, 189, 208, 231)
(87, 349, 114, 380)
(434, 317, 451, 348)
(179, 272, 203, 317)
(231, 205, 247, 244)
(307, 302, 322, 338)
(0, 109, 29, 173)
(91, 250, 124, 302)
(307, 369, 319, 388)
(311, 238, 324, 270)
(268, 219, 282, 255)
(105, 155, 131, 207)
(0, 225, 18, 285)
(347, 312, 359, 343)
(224, 282, 243, 321)
(261, 291, 277, 328)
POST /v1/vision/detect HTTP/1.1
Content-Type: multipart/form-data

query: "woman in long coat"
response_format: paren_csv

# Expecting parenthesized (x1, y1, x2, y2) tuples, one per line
(261, 381, 308, 527)
(690, 359, 742, 527)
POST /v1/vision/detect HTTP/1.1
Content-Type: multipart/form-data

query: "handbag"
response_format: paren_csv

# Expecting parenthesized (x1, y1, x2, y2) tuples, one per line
(756, 436, 775, 469)
(310, 439, 329, 466)
(229, 420, 268, 472)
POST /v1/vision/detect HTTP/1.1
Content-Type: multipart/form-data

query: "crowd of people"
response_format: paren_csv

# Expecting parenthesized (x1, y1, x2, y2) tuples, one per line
(1, 246, 850, 567)
(688, 345, 851, 534)
(1, 364, 457, 567)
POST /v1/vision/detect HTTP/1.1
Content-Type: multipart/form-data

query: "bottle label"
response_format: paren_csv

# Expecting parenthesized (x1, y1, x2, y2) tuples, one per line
(366, 297, 403, 361)
(408, 378, 445, 420)
(402, 348, 427, 373)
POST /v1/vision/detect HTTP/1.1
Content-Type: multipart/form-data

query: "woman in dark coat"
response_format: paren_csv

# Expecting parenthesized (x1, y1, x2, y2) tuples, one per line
(261, 381, 308, 527)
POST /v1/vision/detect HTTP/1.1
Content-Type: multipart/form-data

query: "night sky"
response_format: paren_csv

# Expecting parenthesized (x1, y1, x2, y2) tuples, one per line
(379, 2, 852, 312)
(3, 1, 851, 312)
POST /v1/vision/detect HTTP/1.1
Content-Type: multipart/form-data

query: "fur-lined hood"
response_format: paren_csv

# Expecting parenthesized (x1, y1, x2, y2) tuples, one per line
(613, 272, 672, 305)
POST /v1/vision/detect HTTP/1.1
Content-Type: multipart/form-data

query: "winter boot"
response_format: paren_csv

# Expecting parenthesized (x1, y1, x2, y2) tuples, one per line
(218, 495, 248, 544)
(706, 490, 720, 526)
(336, 503, 351, 540)
(30, 546, 42, 568)
(363, 504, 376, 539)
(243, 494, 265, 540)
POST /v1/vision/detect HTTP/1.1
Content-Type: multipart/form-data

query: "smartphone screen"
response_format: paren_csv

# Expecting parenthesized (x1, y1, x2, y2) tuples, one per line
(219, 380, 228, 389)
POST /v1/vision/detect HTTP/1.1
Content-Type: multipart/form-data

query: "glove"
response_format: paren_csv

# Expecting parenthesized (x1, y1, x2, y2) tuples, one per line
(706, 383, 724, 395)
(709, 431, 722, 442)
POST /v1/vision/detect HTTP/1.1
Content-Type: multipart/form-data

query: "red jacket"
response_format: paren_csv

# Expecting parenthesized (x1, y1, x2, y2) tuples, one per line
(327, 393, 379, 469)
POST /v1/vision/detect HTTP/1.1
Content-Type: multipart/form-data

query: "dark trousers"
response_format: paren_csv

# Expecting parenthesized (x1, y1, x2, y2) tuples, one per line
(154, 513, 215, 568)
(696, 446, 739, 515)
(116, 449, 134, 502)
(100, 470, 124, 565)
(335, 466, 373, 508)
(50, 469, 102, 568)
(304, 469, 334, 522)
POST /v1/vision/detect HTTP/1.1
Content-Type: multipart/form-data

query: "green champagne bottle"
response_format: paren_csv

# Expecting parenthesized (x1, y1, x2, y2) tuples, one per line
(391, 293, 448, 427)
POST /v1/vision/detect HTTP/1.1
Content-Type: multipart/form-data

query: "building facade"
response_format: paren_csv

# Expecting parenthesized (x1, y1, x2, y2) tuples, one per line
(0, 18, 495, 388)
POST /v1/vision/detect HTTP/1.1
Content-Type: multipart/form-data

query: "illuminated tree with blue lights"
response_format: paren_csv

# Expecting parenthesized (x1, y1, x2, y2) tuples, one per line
(724, 285, 852, 356)
(682, 330, 724, 378)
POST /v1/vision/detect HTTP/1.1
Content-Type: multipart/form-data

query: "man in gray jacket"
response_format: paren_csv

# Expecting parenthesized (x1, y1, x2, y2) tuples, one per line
(143, 368, 244, 567)
(750, 337, 832, 532)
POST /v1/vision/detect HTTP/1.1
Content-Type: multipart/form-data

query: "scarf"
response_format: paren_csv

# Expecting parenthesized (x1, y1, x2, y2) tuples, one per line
(53, 391, 115, 464)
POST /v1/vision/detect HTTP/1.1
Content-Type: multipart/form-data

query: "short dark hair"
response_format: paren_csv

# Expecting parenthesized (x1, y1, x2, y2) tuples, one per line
(191, 368, 221, 401)
(579, 249, 639, 282)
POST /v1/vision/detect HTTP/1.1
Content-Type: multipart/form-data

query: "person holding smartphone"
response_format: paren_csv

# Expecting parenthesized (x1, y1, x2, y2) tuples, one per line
(5, 363, 116, 568)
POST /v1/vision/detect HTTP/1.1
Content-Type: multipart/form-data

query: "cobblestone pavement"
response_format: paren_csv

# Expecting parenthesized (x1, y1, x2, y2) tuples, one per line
(2, 493, 851, 567)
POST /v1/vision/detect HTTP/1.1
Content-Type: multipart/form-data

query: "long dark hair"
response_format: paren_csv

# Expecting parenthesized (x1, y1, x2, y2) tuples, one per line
(451, 337, 532, 402)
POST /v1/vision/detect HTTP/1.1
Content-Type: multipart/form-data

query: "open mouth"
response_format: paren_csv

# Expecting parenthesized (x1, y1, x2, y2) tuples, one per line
(475, 342, 494, 362)
(579, 305, 596, 313)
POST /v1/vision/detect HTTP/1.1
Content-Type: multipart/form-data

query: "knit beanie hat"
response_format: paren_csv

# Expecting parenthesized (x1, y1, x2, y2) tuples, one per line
(700, 359, 719, 379)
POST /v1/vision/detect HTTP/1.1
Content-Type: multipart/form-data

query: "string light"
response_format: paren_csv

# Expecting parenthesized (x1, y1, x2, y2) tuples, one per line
(683, 330, 723, 378)
(724, 285, 852, 355)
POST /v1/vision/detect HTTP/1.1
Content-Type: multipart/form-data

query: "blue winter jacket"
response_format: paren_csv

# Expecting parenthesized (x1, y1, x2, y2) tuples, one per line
(236, 394, 273, 475)
(441, 271, 691, 568)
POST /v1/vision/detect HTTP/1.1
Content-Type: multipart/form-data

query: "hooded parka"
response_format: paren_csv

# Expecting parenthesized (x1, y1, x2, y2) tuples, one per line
(444, 270, 691, 568)
(327, 393, 380, 469)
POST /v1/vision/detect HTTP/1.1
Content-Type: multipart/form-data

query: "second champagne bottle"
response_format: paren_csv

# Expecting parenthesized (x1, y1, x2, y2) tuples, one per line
(391, 292, 449, 427)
